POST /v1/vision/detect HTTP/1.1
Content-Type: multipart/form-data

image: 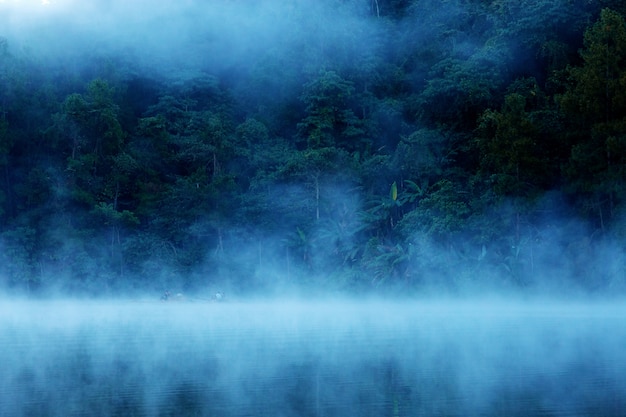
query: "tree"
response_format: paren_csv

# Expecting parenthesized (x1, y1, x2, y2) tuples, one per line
(475, 93, 545, 201)
(393, 128, 458, 185)
(91, 202, 139, 277)
(61, 79, 126, 206)
(560, 8, 626, 127)
(0, 111, 9, 222)
(298, 70, 366, 151)
(417, 57, 502, 131)
(559, 9, 626, 229)
(277, 147, 355, 222)
(0, 226, 39, 291)
(397, 179, 471, 242)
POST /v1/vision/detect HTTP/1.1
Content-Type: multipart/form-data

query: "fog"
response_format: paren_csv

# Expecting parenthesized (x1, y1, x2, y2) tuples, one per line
(0, 0, 612, 297)
(2, 2, 626, 414)
(1, 0, 377, 77)
(1, 298, 625, 416)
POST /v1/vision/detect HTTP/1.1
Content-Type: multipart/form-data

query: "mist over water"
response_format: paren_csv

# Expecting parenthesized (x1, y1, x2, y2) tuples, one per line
(1, 298, 625, 416)
(1, 2, 626, 415)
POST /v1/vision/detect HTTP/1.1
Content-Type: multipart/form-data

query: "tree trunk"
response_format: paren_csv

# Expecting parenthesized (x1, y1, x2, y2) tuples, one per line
(372, 0, 380, 17)
(315, 175, 320, 221)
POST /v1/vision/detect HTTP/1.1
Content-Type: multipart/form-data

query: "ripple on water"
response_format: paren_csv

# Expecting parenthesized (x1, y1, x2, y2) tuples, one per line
(0, 299, 625, 417)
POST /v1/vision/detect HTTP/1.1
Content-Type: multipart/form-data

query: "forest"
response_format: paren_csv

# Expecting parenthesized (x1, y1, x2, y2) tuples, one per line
(1, 0, 625, 297)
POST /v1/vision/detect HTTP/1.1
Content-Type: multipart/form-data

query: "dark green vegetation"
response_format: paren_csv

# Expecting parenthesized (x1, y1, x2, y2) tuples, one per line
(1, 1, 626, 295)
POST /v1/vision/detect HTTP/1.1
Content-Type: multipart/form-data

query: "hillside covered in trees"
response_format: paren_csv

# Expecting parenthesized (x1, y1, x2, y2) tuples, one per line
(1, 0, 625, 296)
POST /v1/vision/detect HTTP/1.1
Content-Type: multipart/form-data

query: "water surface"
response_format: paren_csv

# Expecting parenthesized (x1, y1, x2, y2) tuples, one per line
(1, 299, 624, 416)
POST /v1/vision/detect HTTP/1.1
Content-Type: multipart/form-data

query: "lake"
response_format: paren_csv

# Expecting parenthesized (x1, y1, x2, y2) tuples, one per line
(1, 299, 624, 416)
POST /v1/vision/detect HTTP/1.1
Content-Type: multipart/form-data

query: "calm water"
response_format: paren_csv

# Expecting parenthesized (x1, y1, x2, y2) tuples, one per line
(0, 299, 624, 416)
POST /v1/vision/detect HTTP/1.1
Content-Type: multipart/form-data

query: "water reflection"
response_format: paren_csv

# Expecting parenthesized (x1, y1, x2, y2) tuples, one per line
(0, 299, 624, 416)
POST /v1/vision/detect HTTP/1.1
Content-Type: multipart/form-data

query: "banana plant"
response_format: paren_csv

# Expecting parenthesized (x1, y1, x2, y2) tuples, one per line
(362, 179, 430, 235)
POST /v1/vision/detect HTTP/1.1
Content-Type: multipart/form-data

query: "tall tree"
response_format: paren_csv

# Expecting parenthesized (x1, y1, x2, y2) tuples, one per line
(475, 93, 545, 202)
(298, 70, 366, 151)
(559, 9, 626, 229)
(560, 8, 626, 127)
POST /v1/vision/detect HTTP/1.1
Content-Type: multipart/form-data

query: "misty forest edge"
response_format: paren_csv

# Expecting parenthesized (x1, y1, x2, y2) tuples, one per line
(1, 1, 626, 296)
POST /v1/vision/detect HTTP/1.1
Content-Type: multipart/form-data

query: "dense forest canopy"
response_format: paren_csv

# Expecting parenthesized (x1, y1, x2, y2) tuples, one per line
(0, 0, 625, 297)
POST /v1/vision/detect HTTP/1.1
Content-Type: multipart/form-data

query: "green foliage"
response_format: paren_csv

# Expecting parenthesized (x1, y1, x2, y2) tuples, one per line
(475, 93, 545, 199)
(417, 57, 501, 130)
(92, 202, 139, 227)
(0, 6, 625, 293)
(394, 127, 458, 184)
(398, 179, 471, 241)
(558, 8, 626, 228)
(560, 8, 626, 125)
(298, 70, 366, 151)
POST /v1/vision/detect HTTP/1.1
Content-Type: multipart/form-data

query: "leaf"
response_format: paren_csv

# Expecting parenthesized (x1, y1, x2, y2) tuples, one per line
(390, 181, 398, 201)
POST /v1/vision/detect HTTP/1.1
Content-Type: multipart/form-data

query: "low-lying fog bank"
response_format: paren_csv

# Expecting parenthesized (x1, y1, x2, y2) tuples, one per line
(1, 299, 625, 416)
